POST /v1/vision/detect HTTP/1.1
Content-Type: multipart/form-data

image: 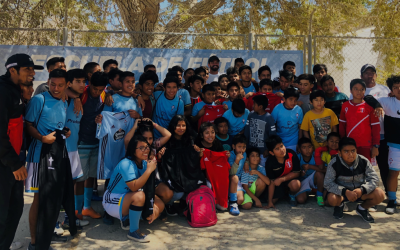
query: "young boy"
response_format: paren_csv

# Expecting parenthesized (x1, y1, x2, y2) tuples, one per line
(222, 81, 241, 110)
(238, 65, 258, 94)
(215, 117, 233, 151)
(222, 99, 250, 136)
(324, 137, 385, 222)
(314, 132, 340, 170)
(238, 148, 270, 210)
(321, 75, 348, 118)
(244, 95, 276, 166)
(283, 61, 296, 76)
(295, 138, 326, 206)
(228, 135, 248, 215)
(274, 70, 294, 94)
(227, 66, 239, 82)
(188, 74, 204, 107)
(297, 74, 315, 114)
(258, 65, 272, 81)
(107, 68, 123, 92)
(301, 90, 339, 150)
(271, 87, 304, 151)
(137, 71, 158, 118)
(264, 135, 301, 207)
(234, 58, 245, 69)
(245, 79, 282, 113)
(339, 79, 380, 161)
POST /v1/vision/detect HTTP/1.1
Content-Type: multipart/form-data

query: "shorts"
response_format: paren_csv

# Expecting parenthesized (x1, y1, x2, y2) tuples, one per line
(25, 162, 39, 193)
(295, 172, 317, 196)
(169, 191, 184, 204)
(68, 151, 84, 180)
(242, 181, 257, 205)
(102, 190, 125, 220)
(273, 180, 292, 200)
(76, 143, 98, 182)
(388, 147, 400, 171)
(237, 181, 244, 192)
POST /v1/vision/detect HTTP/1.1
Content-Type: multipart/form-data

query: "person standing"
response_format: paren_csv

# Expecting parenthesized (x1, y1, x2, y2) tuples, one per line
(0, 54, 43, 250)
(33, 57, 66, 96)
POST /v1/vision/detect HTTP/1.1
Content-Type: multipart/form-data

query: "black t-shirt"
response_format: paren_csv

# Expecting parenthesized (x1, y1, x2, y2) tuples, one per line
(194, 138, 225, 152)
(265, 149, 300, 179)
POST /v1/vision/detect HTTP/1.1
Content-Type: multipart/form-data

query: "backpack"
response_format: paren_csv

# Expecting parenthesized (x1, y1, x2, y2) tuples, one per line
(184, 185, 217, 228)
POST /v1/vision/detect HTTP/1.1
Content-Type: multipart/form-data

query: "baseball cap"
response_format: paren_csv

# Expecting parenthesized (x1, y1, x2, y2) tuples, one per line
(5, 54, 44, 70)
(360, 64, 376, 75)
(208, 55, 220, 63)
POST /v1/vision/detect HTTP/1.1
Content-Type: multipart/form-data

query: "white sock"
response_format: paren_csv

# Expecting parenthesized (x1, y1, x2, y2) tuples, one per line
(358, 205, 366, 210)
(339, 203, 344, 207)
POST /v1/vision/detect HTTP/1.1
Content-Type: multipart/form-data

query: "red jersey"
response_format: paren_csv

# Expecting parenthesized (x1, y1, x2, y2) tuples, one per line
(191, 96, 202, 107)
(200, 149, 230, 208)
(245, 92, 282, 113)
(198, 105, 226, 130)
(339, 101, 380, 147)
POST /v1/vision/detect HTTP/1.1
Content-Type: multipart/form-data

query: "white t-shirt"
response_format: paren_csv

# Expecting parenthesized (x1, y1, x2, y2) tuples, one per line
(350, 84, 390, 135)
(207, 72, 222, 84)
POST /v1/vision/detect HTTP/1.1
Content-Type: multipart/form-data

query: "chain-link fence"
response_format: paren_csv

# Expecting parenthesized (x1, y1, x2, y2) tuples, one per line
(0, 28, 61, 46)
(314, 36, 400, 97)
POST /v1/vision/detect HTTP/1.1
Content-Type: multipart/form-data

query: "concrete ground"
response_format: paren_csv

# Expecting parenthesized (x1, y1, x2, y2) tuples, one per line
(13, 166, 400, 250)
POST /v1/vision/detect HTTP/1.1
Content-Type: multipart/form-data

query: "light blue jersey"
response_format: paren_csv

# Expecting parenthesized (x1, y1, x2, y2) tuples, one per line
(271, 103, 303, 147)
(96, 111, 135, 179)
(243, 83, 257, 94)
(241, 164, 266, 186)
(192, 101, 215, 116)
(222, 108, 250, 136)
(103, 93, 142, 116)
(26, 91, 68, 163)
(178, 88, 191, 107)
(222, 100, 232, 110)
(298, 153, 316, 181)
(65, 100, 82, 153)
(152, 91, 184, 138)
(228, 151, 247, 177)
(107, 158, 147, 194)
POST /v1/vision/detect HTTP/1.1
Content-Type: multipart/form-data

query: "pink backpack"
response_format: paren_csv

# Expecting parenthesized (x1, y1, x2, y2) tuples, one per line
(184, 185, 217, 227)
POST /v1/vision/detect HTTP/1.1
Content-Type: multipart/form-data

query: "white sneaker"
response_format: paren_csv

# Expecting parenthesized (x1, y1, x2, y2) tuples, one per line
(369, 205, 378, 212)
(76, 219, 89, 227)
(216, 204, 227, 211)
(10, 241, 22, 250)
(54, 221, 64, 235)
(343, 203, 349, 212)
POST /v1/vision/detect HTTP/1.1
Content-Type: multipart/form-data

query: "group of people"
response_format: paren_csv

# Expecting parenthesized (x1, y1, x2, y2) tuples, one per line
(1, 53, 399, 250)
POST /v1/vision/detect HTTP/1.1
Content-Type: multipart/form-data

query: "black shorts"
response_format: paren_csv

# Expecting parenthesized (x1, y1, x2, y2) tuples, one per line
(273, 180, 291, 199)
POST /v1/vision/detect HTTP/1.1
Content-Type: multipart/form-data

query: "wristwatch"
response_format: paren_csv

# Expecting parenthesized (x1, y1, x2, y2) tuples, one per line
(373, 144, 380, 148)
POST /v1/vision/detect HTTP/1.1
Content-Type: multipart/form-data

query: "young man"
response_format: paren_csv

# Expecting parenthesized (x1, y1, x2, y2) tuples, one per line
(321, 75, 348, 118)
(226, 66, 239, 82)
(264, 135, 302, 207)
(222, 81, 241, 110)
(144, 64, 156, 73)
(83, 62, 102, 86)
(222, 99, 250, 136)
(34, 57, 66, 95)
(297, 74, 315, 114)
(283, 61, 296, 81)
(339, 79, 380, 161)
(103, 59, 118, 73)
(258, 65, 272, 81)
(194, 67, 207, 84)
(137, 71, 158, 119)
(167, 68, 192, 116)
(0, 54, 41, 250)
(313, 64, 328, 91)
(324, 137, 385, 223)
(234, 58, 245, 69)
(25, 69, 72, 249)
(271, 87, 303, 151)
(301, 90, 339, 150)
(107, 68, 123, 92)
(183, 68, 195, 84)
(244, 95, 277, 166)
(274, 70, 294, 95)
(200, 66, 209, 83)
(207, 56, 221, 84)
(238, 65, 258, 94)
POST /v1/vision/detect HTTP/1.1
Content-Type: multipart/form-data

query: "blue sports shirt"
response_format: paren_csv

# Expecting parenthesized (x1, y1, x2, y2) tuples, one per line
(222, 108, 250, 136)
(65, 100, 82, 153)
(103, 93, 143, 116)
(271, 103, 303, 147)
(192, 101, 215, 117)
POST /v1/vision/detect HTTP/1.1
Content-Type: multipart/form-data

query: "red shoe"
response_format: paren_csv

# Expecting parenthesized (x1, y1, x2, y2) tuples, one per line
(75, 210, 83, 220)
(82, 207, 101, 219)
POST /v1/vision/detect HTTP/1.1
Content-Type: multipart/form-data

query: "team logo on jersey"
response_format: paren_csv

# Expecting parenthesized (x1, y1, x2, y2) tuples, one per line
(296, 113, 299, 118)
(206, 113, 209, 116)
(204, 157, 209, 161)
(113, 128, 126, 141)
(358, 108, 365, 113)
(242, 119, 245, 124)
(57, 122, 63, 128)
(111, 125, 115, 129)
(345, 107, 348, 113)
(171, 105, 175, 111)
(389, 158, 393, 166)
(287, 121, 292, 125)
(285, 159, 292, 169)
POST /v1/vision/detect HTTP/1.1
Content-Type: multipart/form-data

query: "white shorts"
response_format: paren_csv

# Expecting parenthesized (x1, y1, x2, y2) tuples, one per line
(237, 180, 244, 192)
(388, 147, 400, 171)
(295, 172, 317, 196)
(68, 151, 84, 180)
(102, 190, 125, 220)
(25, 162, 39, 193)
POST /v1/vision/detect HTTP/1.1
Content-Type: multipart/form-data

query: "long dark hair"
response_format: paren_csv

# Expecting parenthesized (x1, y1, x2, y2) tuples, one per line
(125, 134, 152, 164)
(134, 119, 154, 138)
(167, 115, 192, 148)
(194, 122, 222, 148)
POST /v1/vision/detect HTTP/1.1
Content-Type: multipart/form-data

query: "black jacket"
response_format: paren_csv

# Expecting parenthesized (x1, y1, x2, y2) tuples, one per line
(0, 75, 24, 172)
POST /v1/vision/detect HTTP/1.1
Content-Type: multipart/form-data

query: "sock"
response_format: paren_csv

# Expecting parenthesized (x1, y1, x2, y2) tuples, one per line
(316, 191, 323, 197)
(339, 202, 344, 207)
(229, 193, 237, 204)
(75, 195, 84, 214)
(129, 205, 143, 233)
(289, 194, 296, 201)
(388, 191, 397, 201)
(84, 187, 93, 210)
(358, 204, 366, 210)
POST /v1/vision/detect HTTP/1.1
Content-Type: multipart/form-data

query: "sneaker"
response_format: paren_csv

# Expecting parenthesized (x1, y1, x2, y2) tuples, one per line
(127, 230, 150, 243)
(51, 233, 70, 243)
(343, 202, 349, 212)
(10, 241, 22, 250)
(120, 218, 130, 231)
(103, 211, 114, 225)
(356, 205, 375, 223)
(333, 205, 344, 219)
(229, 203, 240, 216)
(165, 204, 178, 216)
(75, 210, 83, 220)
(82, 207, 101, 219)
(75, 219, 89, 227)
(386, 200, 396, 215)
(289, 196, 297, 207)
(369, 205, 378, 212)
(215, 204, 227, 211)
(54, 221, 64, 235)
(316, 196, 324, 206)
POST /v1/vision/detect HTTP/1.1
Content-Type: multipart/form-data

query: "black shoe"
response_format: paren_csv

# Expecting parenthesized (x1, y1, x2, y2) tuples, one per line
(51, 233, 71, 243)
(333, 204, 344, 219)
(356, 205, 375, 223)
(27, 242, 35, 250)
(386, 200, 396, 215)
(165, 204, 178, 216)
(103, 211, 114, 225)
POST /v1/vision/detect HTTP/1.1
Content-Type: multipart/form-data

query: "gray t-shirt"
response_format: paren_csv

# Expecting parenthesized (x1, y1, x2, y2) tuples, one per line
(34, 82, 49, 96)
(298, 94, 313, 115)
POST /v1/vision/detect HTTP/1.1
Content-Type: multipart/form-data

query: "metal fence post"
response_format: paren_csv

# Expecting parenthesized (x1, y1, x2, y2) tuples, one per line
(254, 35, 258, 50)
(248, 32, 253, 50)
(308, 34, 312, 74)
(313, 36, 316, 65)
(62, 27, 68, 46)
(303, 36, 307, 74)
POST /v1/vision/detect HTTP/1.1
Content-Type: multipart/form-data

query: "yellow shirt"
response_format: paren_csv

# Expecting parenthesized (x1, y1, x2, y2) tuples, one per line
(321, 151, 332, 166)
(300, 108, 339, 149)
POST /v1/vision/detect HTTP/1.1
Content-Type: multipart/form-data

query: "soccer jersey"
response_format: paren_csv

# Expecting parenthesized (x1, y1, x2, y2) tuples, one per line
(339, 101, 380, 148)
(65, 100, 82, 153)
(178, 88, 191, 107)
(300, 108, 339, 149)
(377, 97, 400, 149)
(265, 149, 301, 179)
(192, 101, 216, 117)
(245, 92, 282, 113)
(26, 91, 68, 163)
(242, 83, 257, 94)
(297, 153, 316, 181)
(191, 96, 202, 107)
(222, 100, 233, 110)
(96, 111, 135, 179)
(222, 108, 250, 136)
(103, 93, 142, 116)
(241, 164, 266, 186)
(152, 91, 185, 138)
(325, 92, 349, 118)
(107, 158, 147, 194)
(216, 135, 232, 151)
(197, 105, 225, 130)
(244, 111, 276, 153)
(271, 103, 304, 147)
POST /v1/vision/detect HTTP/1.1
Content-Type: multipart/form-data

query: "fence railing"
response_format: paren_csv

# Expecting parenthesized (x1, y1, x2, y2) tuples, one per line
(0, 28, 61, 46)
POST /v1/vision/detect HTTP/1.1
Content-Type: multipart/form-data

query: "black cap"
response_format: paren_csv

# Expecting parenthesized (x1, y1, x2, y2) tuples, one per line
(5, 54, 44, 70)
(208, 55, 220, 63)
(360, 64, 376, 75)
